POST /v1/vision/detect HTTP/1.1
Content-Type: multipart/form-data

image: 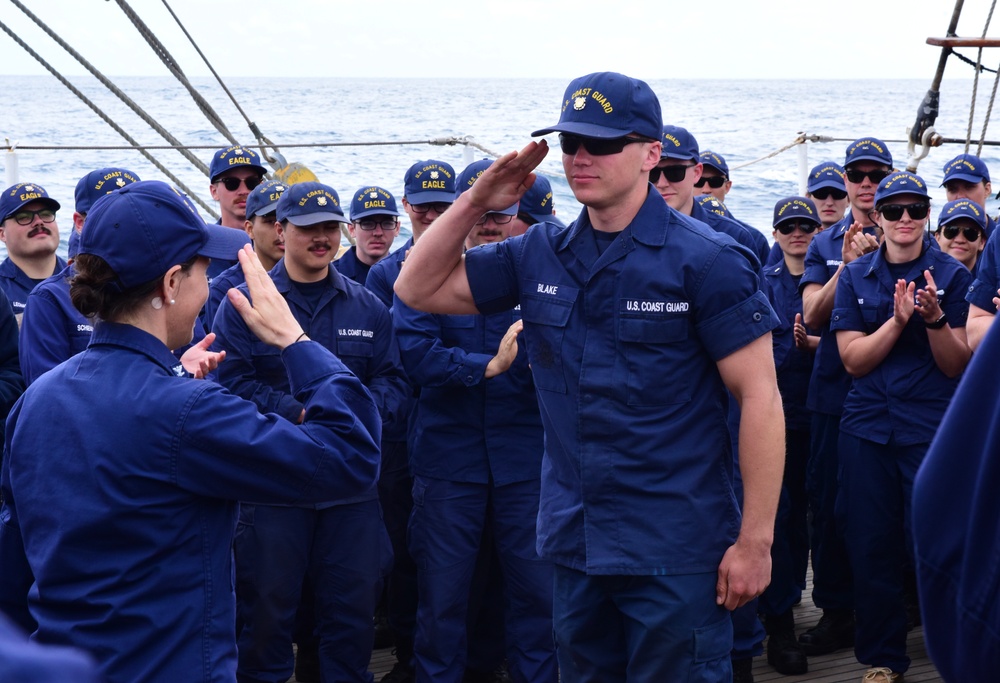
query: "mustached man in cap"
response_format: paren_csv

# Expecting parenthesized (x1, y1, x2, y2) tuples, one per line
(0, 182, 66, 321)
(206, 145, 263, 281)
(336, 186, 402, 285)
(19, 168, 139, 385)
(796, 137, 893, 659)
(395, 71, 784, 681)
(212, 181, 408, 683)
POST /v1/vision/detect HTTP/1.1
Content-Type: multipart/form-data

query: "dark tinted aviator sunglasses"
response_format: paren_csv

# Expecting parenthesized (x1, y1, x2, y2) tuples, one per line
(649, 164, 696, 184)
(694, 176, 727, 189)
(775, 221, 819, 235)
(217, 176, 262, 192)
(845, 169, 890, 185)
(810, 188, 847, 201)
(559, 134, 646, 156)
(878, 203, 929, 221)
(940, 224, 983, 241)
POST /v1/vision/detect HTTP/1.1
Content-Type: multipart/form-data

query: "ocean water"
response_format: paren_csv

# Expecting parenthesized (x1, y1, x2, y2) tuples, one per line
(3, 75, 1000, 260)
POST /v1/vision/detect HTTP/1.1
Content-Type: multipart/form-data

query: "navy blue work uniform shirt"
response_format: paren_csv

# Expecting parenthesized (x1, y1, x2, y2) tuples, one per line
(19, 264, 92, 385)
(800, 215, 876, 415)
(0, 256, 67, 317)
(201, 262, 245, 333)
(365, 239, 411, 309)
(334, 245, 372, 285)
(690, 201, 764, 268)
(393, 295, 543, 486)
(760, 261, 814, 431)
(967, 222, 1000, 312)
(463, 188, 777, 575)
(0, 322, 381, 683)
(831, 239, 972, 446)
(213, 259, 408, 503)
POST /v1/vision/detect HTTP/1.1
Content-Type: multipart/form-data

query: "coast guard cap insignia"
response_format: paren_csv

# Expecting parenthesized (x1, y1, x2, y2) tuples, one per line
(430, 171, 439, 180)
(370, 191, 378, 198)
(235, 148, 244, 155)
(317, 196, 328, 206)
(24, 185, 35, 192)
(574, 96, 586, 110)
(116, 178, 126, 187)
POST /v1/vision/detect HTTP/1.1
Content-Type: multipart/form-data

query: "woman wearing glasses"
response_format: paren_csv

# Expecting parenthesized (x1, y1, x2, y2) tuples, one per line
(831, 171, 972, 683)
(934, 198, 987, 273)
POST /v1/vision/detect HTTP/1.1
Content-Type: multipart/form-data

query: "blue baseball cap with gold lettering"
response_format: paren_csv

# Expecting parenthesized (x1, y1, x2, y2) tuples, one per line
(660, 125, 699, 160)
(209, 145, 267, 182)
(457, 159, 519, 215)
(0, 182, 61, 222)
(773, 196, 821, 229)
(244, 180, 287, 220)
(531, 71, 662, 141)
(874, 171, 929, 206)
(698, 194, 734, 219)
(519, 174, 565, 228)
(941, 153, 991, 185)
(699, 150, 729, 177)
(807, 162, 846, 193)
(276, 181, 349, 225)
(351, 186, 402, 221)
(75, 168, 141, 214)
(403, 160, 456, 205)
(844, 137, 893, 168)
(938, 198, 988, 232)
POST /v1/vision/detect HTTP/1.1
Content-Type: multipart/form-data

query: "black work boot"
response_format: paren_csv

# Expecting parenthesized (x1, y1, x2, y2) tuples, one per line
(765, 610, 808, 675)
(797, 608, 855, 656)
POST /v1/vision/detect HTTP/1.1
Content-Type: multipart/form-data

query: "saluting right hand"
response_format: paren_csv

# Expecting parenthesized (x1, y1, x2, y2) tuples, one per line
(228, 245, 306, 349)
(466, 141, 550, 214)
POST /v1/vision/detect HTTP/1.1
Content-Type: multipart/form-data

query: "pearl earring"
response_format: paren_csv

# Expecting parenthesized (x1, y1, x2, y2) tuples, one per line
(169, 299, 176, 305)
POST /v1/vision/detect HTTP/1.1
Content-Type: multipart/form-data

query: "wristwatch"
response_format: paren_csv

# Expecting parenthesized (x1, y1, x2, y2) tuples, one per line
(926, 312, 948, 330)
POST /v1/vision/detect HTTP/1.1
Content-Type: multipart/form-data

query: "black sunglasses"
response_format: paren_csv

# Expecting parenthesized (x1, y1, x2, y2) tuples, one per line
(559, 134, 647, 156)
(694, 176, 727, 189)
(810, 188, 848, 201)
(940, 224, 984, 241)
(775, 221, 819, 235)
(878, 203, 929, 221)
(845, 169, 890, 185)
(217, 176, 262, 192)
(649, 164, 697, 184)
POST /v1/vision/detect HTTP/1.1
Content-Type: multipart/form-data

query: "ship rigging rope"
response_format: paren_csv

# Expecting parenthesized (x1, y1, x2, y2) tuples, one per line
(0, 14, 219, 217)
(7, 0, 211, 178)
(964, 0, 998, 152)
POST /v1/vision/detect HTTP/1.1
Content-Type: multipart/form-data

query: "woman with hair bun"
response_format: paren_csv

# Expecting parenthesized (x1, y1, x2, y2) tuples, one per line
(0, 180, 382, 683)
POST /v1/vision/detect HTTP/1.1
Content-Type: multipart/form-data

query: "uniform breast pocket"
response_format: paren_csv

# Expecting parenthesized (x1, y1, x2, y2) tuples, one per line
(336, 339, 374, 379)
(520, 297, 574, 394)
(619, 317, 691, 406)
(860, 304, 885, 335)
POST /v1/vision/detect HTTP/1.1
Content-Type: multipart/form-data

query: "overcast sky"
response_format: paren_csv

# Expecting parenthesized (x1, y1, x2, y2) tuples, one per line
(0, 0, 989, 80)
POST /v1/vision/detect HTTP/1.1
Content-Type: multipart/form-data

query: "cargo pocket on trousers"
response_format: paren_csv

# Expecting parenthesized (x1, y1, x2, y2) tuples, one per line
(689, 616, 733, 682)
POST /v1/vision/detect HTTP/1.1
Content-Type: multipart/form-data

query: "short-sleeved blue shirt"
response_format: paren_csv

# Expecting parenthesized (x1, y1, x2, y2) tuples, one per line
(464, 188, 776, 575)
(760, 261, 814, 431)
(831, 239, 971, 445)
(967, 223, 1000, 312)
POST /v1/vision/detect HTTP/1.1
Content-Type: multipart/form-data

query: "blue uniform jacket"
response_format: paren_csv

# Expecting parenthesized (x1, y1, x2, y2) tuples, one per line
(690, 200, 763, 268)
(912, 314, 1000, 681)
(19, 265, 92, 385)
(967, 221, 1000, 312)
(0, 256, 67, 317)
(800, 215, 876, 415)
(0, 322, 381, 683)
(334, 245, 372, 285)
(201, 261, 246, 333)
(831, 239, 971, 446)
(213, 259, 408, 498)
(365, 239, 411, 309)
(393, 294, 543, 486)
(760, 261, 814, 431)
(464, 188, 777, 575)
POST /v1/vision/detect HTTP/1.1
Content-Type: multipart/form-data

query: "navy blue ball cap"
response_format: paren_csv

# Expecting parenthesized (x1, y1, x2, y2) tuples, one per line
(938, 198, 988, 231)
(209, 145, 267, 182)
(404, 160, 457, 205)
(275, 181, 349, 226)
(0, 182, 60, 222)
(351, 186, 402, 221)
(773, 196, 821, 229)
(698, 194, 733, 218)
(874, 171, 930, 206)
(844, 137, 893, 168)
(244, 180, 287, 220)
(519, 174, 565, 227)
(942, 154, 991, 185)
(457, 159, 518, 216)
(79, 180, 251, 289)
(660, 125, 699, 160)
(699, 150, 729, 177)
(531, 72, 662, 141)
(807, 162, 846, 193)
(75, 168, 140, 214)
